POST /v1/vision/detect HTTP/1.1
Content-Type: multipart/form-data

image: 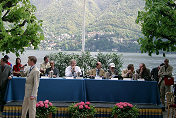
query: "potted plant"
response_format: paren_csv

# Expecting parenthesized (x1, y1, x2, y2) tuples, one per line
(36, 100, 56, 118)
(68, 101, 96, 118)
(111, 102, 139, 118)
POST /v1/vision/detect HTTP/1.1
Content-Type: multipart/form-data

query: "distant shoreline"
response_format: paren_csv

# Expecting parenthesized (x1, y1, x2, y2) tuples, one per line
(23, 49, 176, 55)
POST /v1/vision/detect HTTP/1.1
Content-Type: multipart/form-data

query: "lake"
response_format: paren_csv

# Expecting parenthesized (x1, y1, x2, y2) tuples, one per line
(0, 50, 175, 76)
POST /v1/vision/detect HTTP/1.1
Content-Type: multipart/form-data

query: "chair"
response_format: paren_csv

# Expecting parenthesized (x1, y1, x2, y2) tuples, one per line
(166, 92, 176, 118)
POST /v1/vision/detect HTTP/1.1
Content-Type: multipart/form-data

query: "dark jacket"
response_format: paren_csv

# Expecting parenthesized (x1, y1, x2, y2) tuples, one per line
(0, 64, 12, 89)
(136, 68, 151, 80)
(46, 67, 59, 77)
(151, 67, 159, 82)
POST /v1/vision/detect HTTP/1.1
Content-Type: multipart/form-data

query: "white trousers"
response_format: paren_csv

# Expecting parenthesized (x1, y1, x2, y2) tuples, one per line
(21, 97, 37, 118)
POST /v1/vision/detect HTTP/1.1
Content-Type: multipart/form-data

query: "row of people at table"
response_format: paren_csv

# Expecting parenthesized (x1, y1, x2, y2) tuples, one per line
(5, 55, 172, 82)
(38, 57, 174, 108)
(37, 56, 157, 80)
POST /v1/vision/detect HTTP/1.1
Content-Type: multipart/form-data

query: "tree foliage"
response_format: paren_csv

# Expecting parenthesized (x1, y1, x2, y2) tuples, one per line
(136, 0, 176, 56)
(0, 0, 44, 56)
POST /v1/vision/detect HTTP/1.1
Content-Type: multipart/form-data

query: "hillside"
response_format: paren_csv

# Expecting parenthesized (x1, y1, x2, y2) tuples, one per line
(30, 0, 145, 51)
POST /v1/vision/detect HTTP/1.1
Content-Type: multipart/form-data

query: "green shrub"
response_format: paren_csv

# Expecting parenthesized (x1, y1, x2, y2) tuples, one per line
(49, 52, 123, 77)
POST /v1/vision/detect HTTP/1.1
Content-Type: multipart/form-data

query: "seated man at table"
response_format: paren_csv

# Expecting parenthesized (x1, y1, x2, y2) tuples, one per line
(40, 56, 50, 76)
(87, 62, 105, 78)
(65, 59, 81, 77)
(46, 61, 59, 78)
(122, 64, 135, 78)
(136, 63, 151, 80)
(105, 63, 119, 79)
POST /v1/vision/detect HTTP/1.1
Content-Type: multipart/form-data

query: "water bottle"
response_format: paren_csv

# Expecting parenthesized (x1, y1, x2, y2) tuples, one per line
(49, 70, 53, 78)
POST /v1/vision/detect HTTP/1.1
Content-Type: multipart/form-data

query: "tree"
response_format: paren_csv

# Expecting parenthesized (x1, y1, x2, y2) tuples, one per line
(0, 0, 44, 56)
(136, 0, 176, 56)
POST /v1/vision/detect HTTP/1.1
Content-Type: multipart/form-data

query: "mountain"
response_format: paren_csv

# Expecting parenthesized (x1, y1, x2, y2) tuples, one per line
(30, 0, 145, 51)
(89, 0, 145, 39)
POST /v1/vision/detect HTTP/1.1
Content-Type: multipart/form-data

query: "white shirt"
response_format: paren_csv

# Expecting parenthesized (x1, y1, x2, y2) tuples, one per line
(65, 66, 81, 77)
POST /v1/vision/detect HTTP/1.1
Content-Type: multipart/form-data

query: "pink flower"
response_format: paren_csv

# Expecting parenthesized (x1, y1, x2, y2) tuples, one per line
(116, 103, 119, 106)
(128, 104, 133, 107)
(44, 100, 49, 104)
(45, 104, 49, 108)
(117, 105, 122, 108)
(36, 103, 39, 107)
(123, 104, 127, 107)
(79, 102, 85, 105)
(119, 106, 124, 109)
(74, 104, 78, 107)
(40, 103, 44, 107)
(87, 107, 90, 109)
(115, 102, 134, 109)
(49, 102, 53, 106)
(79, 105, 83, 109)
(85, 105, 89, 109)
(38, 101, 43, 104)
(85, 102, 90, 105)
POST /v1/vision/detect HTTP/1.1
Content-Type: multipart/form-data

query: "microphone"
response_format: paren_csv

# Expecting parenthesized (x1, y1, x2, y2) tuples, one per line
(24, 64, 27, 66)
(20, 64, 27, 68)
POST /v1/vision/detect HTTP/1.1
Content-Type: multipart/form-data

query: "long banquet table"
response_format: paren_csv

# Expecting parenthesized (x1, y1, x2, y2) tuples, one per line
(5, 77, 161, 105)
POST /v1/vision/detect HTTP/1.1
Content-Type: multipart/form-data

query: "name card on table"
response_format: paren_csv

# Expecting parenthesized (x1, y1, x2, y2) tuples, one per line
(123, 78, 132, 81)
(95, 77, 102, 80)
(111, 78, 119, 80)
(65, 77, 83, 79)
(138, 79, 145, 81)
(65, 77, 74, 79)
(40, 76, 49, 79)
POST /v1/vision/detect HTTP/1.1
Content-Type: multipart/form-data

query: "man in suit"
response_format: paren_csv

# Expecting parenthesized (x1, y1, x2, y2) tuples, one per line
(158, 59, 173, 107)
(0, 58, 12, 112)
(20, 56, 40, 118)
(151, 63, 165, 82)
(136, 63, 151, 80)
(87, 62, 105, 78)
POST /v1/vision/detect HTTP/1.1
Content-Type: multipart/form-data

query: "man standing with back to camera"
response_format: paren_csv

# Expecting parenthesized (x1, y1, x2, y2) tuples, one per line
(0, 58, 12, 114)
(20, 56, 40, 118)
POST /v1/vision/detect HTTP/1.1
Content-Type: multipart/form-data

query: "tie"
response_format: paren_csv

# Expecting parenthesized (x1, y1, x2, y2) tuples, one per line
(97, 69, 100, 76)
(29, 67, 32, 73)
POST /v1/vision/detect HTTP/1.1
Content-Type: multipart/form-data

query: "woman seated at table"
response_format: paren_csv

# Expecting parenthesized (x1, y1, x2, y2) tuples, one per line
(13, 58, 23, 77)
(46, 61, 59, 78)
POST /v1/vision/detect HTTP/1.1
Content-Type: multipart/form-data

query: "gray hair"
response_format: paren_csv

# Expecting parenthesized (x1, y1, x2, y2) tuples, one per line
(70, 59, 76, 65)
